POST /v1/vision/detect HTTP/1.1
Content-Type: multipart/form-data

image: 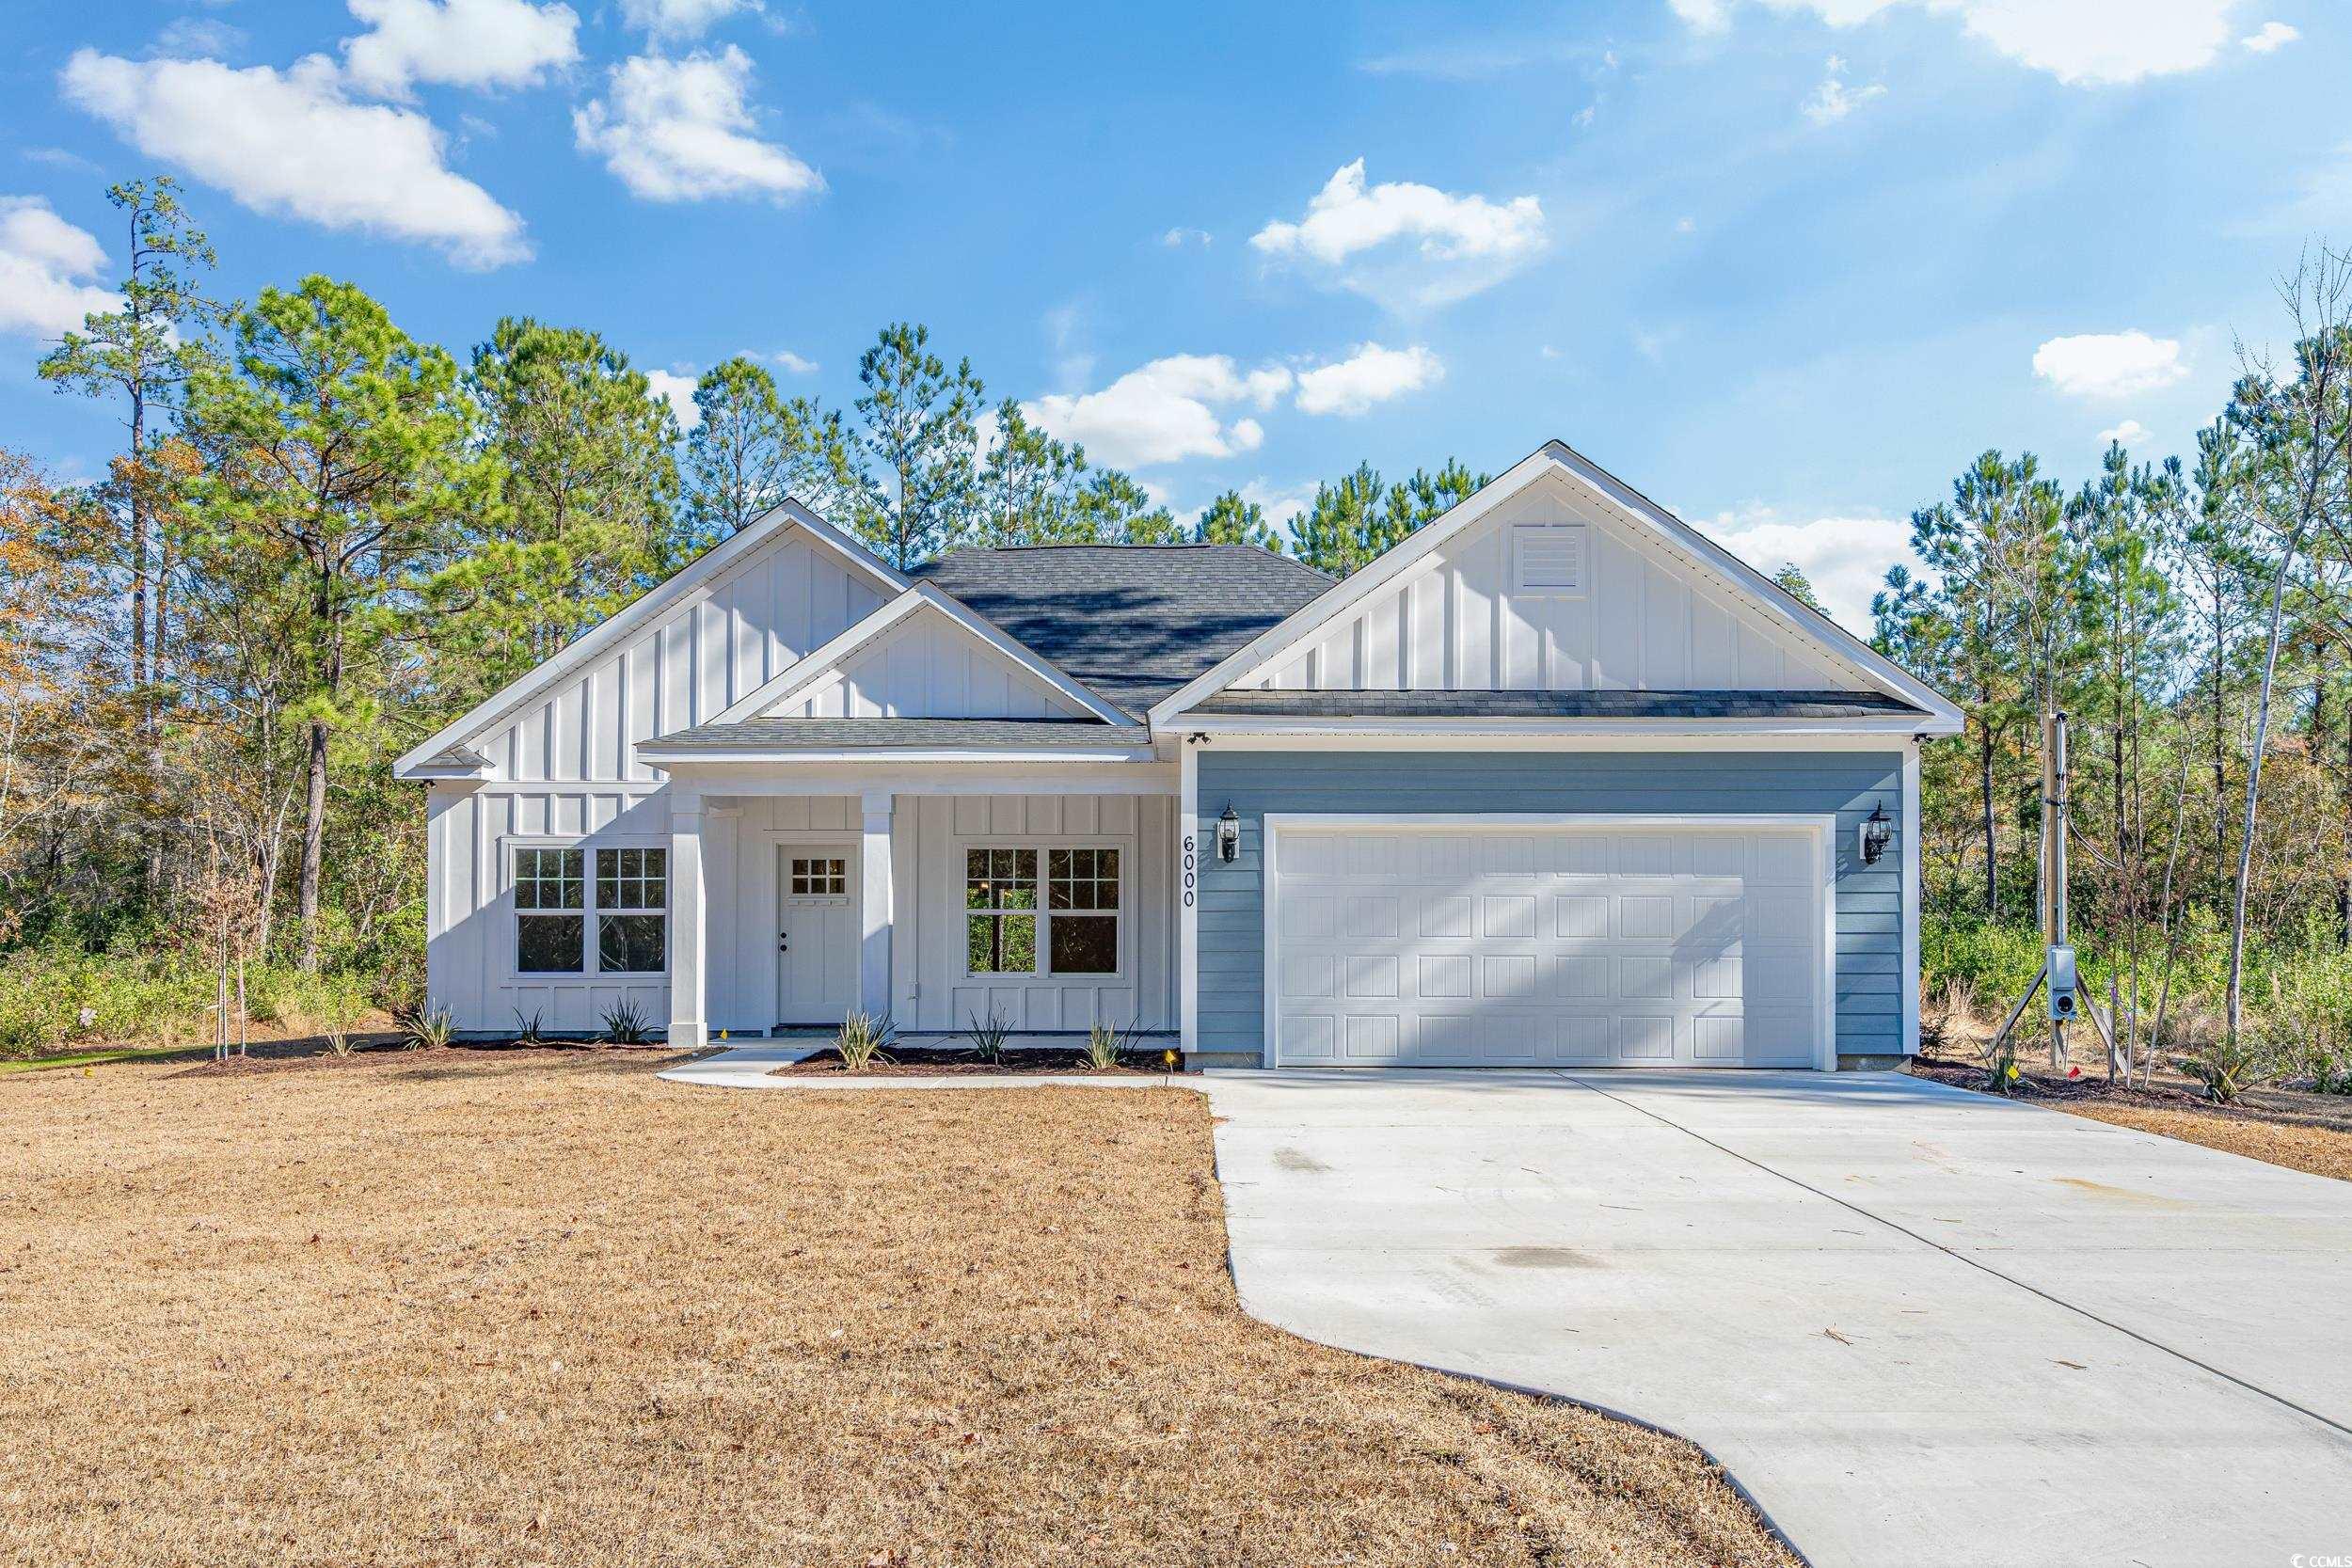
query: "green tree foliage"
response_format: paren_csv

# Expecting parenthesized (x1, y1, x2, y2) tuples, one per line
(183, 277, 498, 969)
(854, 322, 983, 568)
(1192, 490, 1285, 552)
(683, 356, 866, 542)
(37, 178, 228, 894)
(1771, 564, 1829, 615)
(463, 317, 682, 663)
(1291, 459, 1487, 578)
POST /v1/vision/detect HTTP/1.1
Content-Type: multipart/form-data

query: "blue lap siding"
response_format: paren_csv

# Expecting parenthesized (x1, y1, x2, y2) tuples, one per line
(1193, 748, 1910, 1062)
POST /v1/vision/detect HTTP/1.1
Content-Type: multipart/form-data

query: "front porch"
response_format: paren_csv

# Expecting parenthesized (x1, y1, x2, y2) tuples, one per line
(661, 769, 1183, 1047)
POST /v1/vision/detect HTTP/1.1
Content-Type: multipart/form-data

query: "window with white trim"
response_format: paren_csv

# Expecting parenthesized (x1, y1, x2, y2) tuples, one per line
(512, 845, 667, 974)
(515, 847, 585, 974)
(963, 847, 1119, 976)
(596, 847, 667, 973)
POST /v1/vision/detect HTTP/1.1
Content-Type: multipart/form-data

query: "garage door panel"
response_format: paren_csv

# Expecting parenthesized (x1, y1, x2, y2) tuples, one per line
(1272, 821, 1825, 1069)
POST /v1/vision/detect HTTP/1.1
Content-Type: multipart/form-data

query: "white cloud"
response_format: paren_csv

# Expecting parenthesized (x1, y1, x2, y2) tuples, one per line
(1803, 54, 1887, 123)
(1678, 1, 2247, 87)
(645, 368, 699, 431)
(620, 0, 754, 38)
(1024, 355, 1292, 469)
(1161, 226, 1212, 247)
(2031, 330, 2189, 397)
(2097, 418, 2152, 446)
(59, 51, 530, 267)
(1293, 342, 1444, 417)
(2240, 20, 2296, 52)
(574, 47, 822, 203)
(1571, 103, 1597, 128)
(1708, 507, 1915, 631)
(0, 197, 119, 339)
(342, 0, 580, 98)
(1238, 478, 1321, 526)
(760, 348, 818, 373)
(153, 18, 247, 57)
(1250, 158, 1546, 309)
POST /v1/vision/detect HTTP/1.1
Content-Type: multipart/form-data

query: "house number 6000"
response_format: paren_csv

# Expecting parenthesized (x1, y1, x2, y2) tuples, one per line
(1181, 834, 1196, 909)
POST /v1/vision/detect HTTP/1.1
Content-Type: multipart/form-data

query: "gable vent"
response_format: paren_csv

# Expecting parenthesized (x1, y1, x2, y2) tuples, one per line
(1513, 524, 1587, 594)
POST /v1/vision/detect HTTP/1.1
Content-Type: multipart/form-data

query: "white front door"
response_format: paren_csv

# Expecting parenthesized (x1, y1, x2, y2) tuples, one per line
(1268, 819, 1829, 1069)
(777, 844, 858, 1026)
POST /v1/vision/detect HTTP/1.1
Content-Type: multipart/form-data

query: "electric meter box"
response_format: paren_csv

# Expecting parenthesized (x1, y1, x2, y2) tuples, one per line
(2045, 945, 2079, 1022)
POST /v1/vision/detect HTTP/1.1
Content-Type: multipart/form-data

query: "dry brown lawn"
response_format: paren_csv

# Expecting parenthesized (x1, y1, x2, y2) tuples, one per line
(0, 1051, 1794, 1568)
(2057, 1100, 2352, 1181)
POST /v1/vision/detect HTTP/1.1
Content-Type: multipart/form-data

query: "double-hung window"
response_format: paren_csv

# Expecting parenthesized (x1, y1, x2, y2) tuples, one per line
(595, 848, 667, 974)
(964, 846, 1119, 976)
(513, 845, 666, 974)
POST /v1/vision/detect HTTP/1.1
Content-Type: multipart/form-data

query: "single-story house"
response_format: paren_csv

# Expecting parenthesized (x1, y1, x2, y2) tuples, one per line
(395, 441, 1963, 1069)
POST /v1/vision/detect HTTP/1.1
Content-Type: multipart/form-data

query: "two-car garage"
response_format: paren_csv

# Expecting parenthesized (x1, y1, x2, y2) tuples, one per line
(1263, 816, 1834, 1069)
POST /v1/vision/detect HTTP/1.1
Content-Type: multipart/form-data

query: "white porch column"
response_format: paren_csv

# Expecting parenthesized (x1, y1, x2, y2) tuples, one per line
(1179, 738, 1199, 1057)
(668, 789, 707, 1048)
(859, 789, 895, 1022)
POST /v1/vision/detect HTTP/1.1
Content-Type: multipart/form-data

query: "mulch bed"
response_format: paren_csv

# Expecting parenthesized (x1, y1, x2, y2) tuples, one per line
(164, 1039, 688, 1080)
(1910, 1047, 2352, 1133)
(773, 1044, 1180, 1076)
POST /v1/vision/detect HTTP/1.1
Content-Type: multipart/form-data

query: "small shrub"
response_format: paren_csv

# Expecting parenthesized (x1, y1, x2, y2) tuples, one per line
(513, 1007, 549, 1046)
(315, 974, 366, 1057)
(834, 1009, 894, 1071)
(965, 1006, 1011, 1065)
(1080, 1020, 1134, 1071)
(601, 999, 653, 1045)
(396, 1002, 454, 1052)
(2171, 1035, 2273, 1105)
(1981, 1031, 2023, 1095)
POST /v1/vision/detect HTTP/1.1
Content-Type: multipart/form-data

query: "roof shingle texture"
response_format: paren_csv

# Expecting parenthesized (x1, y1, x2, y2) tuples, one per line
(906, 544, 1332, 714)
(641, 718, 1151, 752)
(1190, 689, 1924, 720)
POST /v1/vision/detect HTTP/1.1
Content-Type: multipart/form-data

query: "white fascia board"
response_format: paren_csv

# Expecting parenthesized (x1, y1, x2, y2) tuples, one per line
(1174, 714, 1935, 737)
(1147, 439, 1965, 732)
(391, 506, 903, 780)
(713, 582, 1134, 727)
(643, 747, 1156, 766)
(1184, 730, 1917, 753)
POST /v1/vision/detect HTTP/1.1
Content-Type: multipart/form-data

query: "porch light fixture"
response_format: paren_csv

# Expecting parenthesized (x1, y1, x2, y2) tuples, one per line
(1216, 804, 1241, 863)
(1860, 800, 1893, 866)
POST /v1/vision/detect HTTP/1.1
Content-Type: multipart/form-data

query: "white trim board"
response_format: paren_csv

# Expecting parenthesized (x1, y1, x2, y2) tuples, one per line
(1257, 811, 1839, 1073)
(394, 503, 905, 780)
(1150, 441, 1963, 735)
(704, 582, 1134, 728)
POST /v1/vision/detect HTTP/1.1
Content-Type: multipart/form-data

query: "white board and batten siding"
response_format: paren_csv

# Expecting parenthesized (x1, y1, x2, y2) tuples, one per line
(1242, 473, 1860, 694)
(700, 793, 1178, 1037)
(771, 609, 1092, 721)
(424, 530, 888, 1033)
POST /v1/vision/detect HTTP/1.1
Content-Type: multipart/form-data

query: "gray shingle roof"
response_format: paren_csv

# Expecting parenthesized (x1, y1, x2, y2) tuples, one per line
(906, 545, 1332, 714)
(639, 718, 1152, 752)
(1189, 689, 1926, 720)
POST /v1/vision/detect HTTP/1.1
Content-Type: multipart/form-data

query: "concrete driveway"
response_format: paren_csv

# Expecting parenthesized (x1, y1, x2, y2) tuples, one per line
(1201, 1069, 2352, 1568)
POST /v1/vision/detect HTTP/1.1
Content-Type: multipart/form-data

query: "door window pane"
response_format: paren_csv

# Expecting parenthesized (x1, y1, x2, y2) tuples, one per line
(790, 857, 848, 896)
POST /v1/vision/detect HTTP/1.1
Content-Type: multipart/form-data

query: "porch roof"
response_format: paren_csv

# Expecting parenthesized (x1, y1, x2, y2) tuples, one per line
(638, 717, 1154, 759)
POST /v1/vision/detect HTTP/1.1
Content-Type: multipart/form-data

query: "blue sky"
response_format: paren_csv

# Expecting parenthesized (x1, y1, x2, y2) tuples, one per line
(2, 0, 2343, 626)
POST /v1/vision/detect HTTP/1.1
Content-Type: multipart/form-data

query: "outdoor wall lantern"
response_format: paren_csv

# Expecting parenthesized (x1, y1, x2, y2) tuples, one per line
(1216, 803, 1241, 863)
(1860, 800, 1893, 866)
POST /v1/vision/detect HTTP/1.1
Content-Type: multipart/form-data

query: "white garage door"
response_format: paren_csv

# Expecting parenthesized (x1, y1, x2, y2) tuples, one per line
(1268, 818, 1827, 1069)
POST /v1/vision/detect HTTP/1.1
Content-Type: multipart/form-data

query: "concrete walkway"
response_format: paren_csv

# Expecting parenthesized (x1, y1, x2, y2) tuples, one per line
(661, 1050, 2352, 1565)
(1206, 1069, 2352, 1568)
